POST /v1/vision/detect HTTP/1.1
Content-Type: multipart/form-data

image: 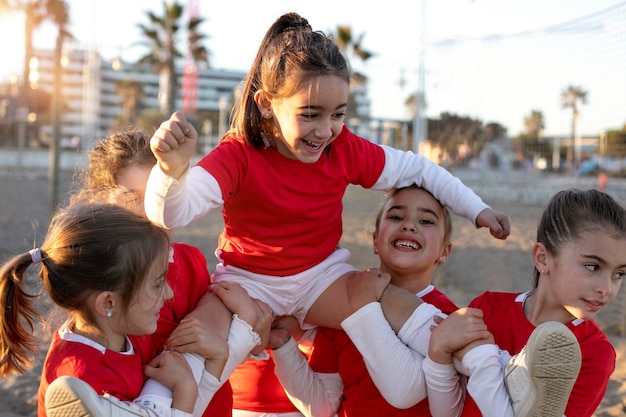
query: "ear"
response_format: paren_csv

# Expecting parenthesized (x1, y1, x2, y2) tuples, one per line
(437, 243, 452, 264)
(254, 90, 272, 116)
(93, 291, 116, 318)
(532, 242, 549, 274)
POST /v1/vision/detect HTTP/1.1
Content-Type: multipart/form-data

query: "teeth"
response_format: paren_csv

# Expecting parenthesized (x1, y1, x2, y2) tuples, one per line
(394, 240, 418, 249)
(303, 139, 323, 149)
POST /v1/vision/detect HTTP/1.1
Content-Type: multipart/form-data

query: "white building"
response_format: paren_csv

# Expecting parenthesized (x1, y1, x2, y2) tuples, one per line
(31, 48, 373, 152)
(32, 49, 247, 150)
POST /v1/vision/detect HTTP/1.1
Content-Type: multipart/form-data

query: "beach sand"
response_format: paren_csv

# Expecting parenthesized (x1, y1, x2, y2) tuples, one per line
(0, 166, 624, 416)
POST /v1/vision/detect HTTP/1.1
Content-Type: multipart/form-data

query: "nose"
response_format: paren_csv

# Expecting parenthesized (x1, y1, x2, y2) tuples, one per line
(164, 282, 174, 301)
(595, 274, 612, 297)
(314, 117, 333, 140)
(401, 222, 417, 232)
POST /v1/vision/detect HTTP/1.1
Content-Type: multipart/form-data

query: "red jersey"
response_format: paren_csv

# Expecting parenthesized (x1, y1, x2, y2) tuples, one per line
(231, 354, 300, 413)
(308, 287, 459, 416)
(158, 243, 232, 417)
(37, 332, 155, 417)
(198, 126, 384, 276)
(467, 291, 615, 417)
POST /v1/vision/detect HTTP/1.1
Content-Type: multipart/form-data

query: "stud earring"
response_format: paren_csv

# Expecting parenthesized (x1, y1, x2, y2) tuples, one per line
(107, 310, 113, 318)
(264, 112, 273, 119)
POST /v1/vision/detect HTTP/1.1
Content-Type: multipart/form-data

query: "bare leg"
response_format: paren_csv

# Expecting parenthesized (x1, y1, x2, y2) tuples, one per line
(304, 268, 423, 331)
(304, 271, 359, 329)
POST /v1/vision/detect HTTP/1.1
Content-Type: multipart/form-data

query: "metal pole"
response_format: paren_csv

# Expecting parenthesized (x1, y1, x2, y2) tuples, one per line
(413, 0, 427, 154)
(49, 35, 64, 213)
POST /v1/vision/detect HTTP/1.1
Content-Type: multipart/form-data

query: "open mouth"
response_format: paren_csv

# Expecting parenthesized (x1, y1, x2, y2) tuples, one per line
(393, 240, 420, 250)
(302, 139, 325, 152)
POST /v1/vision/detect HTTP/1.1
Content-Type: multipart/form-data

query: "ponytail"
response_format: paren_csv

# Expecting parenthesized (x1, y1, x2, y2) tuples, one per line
(0, 252, 45, 376)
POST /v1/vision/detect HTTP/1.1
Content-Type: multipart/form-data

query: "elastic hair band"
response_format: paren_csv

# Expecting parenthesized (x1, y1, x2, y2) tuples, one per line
(29, 248, 42, 264)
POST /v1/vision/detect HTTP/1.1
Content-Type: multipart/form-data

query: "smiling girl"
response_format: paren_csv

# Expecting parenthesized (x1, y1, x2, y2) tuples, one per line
(144, 12, 511, 364)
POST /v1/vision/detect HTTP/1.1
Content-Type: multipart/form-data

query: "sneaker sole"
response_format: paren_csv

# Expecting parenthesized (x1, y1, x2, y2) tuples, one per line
(45, 376, 105, 417)
(505, 321, 582, 417)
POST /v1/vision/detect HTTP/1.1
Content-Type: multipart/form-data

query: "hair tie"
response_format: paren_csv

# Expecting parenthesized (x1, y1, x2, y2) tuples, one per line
(29, 248, 42, 264)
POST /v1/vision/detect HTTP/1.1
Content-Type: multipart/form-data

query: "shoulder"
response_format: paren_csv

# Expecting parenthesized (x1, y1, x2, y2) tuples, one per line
(424, 287, 459, 314)
(198, 134, 250, 166)
(331, 125, 380, 153)
(469, 291, 519, 308)
(171, 242, 207, 262)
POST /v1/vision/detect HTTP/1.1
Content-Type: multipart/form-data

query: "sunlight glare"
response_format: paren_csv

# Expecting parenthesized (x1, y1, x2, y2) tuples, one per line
(0, 13, 25, 82)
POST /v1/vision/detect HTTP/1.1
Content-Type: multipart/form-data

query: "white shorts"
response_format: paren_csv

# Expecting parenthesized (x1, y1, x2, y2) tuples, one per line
(213, 248, 356, 329)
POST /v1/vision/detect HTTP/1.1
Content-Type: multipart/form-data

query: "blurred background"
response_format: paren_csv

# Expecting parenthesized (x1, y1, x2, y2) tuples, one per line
(0, 0, 625, 207)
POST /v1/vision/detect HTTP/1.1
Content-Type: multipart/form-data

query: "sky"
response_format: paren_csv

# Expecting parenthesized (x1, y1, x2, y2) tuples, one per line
(0, 0, 624, 137)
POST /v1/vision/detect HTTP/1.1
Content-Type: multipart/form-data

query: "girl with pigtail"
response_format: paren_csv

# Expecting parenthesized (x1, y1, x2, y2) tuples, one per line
(0, 203, 265, 417)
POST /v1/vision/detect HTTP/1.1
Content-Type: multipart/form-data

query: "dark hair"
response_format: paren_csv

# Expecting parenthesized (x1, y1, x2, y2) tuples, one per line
(231, 12, 351, 147)
(533, 188, 626, 286)
(374, 184, 453, 244)
(0, 203, 170, 376)
(72, 128, 155, 205)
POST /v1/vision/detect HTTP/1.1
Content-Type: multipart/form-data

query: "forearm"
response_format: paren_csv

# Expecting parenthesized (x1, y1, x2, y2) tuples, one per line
(193, 315, 261, 416)
(272, 338, 343, 417)
(462, 345, 513, 417)
(189, 291, 232, 342)
(342, 302, 427, 408)
(145, 164, 223, 229)
(423, 358, 464, 417)
(373, 146, 489, 225)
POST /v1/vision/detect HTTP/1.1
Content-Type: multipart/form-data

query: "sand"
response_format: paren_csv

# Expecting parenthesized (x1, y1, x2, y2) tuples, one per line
(0, 165, 624, 416)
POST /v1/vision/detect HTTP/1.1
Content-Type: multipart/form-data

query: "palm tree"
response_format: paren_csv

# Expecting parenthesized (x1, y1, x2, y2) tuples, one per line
(561, 84, 588, 167)
(136, 0, 209, 116)
(523, 110, 545, 139)
(333, 25, 375, 120)
(115, 79, 145, 124)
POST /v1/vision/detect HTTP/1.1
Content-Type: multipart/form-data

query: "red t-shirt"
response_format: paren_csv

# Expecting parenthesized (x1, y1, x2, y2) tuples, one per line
(37, 333, 155, 417)
(308, 287, 459, 416)
(198, 126, 385, 276)
(156, 243, 232, 417)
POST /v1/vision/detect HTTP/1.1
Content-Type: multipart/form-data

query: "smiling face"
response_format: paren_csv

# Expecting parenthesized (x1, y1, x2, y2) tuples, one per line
(373, 187, 451, 291)
(534, 229, 626, 323)
(257, 75, 349, 163)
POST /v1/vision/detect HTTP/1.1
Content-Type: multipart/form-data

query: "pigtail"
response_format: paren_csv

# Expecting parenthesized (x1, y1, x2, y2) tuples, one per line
(0, 252, 45, 376)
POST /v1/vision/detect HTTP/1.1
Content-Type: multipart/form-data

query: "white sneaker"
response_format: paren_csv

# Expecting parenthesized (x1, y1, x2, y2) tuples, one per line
(504, 321, 581, 417)
(45, 375, 151, 417)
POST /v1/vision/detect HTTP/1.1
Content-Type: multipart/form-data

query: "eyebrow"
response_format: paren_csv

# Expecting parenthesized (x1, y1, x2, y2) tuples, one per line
(387, 205, 440, 218)
(581, 253, 626, 269)
(298, 102, 348, 111)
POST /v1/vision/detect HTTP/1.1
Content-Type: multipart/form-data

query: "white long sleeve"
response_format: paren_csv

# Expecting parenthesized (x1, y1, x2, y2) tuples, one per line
(373, 146, 489, 225)
(341, 302, 427, 408)
(271, 337, 344, 417)
(192, 315, 261, 416)
(462, 345, 514, 417)
(145, 164, 223, 229)
(423, 357, 466, 417)
(396, 302, 443, 358)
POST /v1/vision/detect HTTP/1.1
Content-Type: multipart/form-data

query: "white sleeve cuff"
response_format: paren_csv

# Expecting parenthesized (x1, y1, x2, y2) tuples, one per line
(272, 337, 342, 417)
